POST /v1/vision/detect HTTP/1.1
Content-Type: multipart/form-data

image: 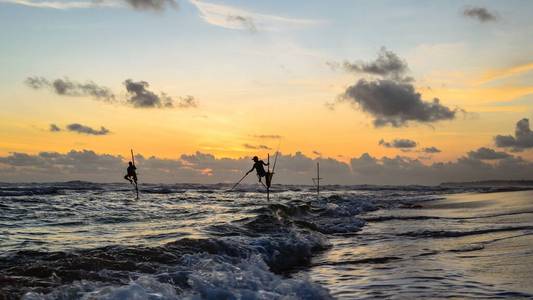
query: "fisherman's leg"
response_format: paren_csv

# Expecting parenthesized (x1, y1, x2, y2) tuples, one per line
(124, 175, 133, 184)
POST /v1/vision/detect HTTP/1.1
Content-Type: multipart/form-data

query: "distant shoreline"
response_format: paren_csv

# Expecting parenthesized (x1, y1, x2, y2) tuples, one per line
(440, 180, 533, 187)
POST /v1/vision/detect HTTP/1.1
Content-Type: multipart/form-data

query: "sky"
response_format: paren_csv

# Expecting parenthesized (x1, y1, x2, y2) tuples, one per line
(0, 0, 532, 184)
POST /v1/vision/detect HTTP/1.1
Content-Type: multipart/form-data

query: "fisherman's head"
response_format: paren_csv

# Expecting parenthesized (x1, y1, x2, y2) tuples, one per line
(252, 156, 259, 162)
(128, 161, 133, 166)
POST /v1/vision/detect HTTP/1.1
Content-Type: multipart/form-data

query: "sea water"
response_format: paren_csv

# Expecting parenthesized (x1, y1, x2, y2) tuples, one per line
(1, 182, 532, 299)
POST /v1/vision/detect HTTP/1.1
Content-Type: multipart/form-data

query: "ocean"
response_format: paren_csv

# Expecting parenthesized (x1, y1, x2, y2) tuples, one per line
(1, 182, 532, 299)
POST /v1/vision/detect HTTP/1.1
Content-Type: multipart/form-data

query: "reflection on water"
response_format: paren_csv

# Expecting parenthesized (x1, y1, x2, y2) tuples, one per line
(305, 190, 533, 299)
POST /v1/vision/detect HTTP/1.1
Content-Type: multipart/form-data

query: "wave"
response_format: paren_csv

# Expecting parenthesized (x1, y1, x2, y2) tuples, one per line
(399, 225, 533, 238)
(314, 256, 402, 266)
(0, 193, 382, 299)
(2, 200, 358, 298)
(449, 244, 485, 253)
(363, 215, 443, 222)
(2, 227, 331, 299)
(364, 210, 533, 223)
(0, 187, 61, 197)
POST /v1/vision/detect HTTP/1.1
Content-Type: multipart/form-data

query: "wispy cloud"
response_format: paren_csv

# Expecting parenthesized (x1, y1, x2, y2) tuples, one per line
(253, 134, 282, 139)
(188, 0, 322, 32)
(49, 124, 61, 132)
(26, 77, 115, 102)
(1, 0, 177, 11)
(477, 62, 533, 85)
(243, 143, 271, 150)
(124, 0, 177, 11)
(462, 6, 498, 23)
(0, 0, 105, 9)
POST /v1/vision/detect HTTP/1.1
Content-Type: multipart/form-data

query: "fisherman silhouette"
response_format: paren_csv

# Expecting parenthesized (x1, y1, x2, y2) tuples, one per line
(124, 161, 137, 185)
(247, 156, 269, 183)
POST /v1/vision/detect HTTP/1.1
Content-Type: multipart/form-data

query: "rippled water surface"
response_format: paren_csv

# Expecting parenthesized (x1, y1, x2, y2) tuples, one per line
(1, 182, 532, 299)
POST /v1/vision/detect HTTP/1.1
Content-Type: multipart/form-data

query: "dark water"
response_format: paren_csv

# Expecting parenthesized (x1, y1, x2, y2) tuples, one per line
(1, 182, 532, 299)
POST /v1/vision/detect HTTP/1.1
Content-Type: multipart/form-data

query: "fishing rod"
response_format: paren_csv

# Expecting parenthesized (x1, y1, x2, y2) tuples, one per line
(229, 172, 250, 191)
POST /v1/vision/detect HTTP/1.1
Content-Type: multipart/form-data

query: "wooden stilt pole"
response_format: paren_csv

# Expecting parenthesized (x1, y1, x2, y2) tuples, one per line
(267, 153, 270, 201)
(312, 162, 323, 201)
(317, 162, 320, 199)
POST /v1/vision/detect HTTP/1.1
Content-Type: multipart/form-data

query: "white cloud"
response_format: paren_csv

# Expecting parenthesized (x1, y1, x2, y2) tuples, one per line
(188, 0, 323, 32)
(0, 0, 177, 10)
(0, 0, 112, 9)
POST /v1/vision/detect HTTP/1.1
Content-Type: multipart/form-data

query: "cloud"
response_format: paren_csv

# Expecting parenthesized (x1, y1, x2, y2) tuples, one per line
(495, 118, 533, 152)
(25, 76, 197, 109)
(124, 79, 197, 109)
(1, 0, 177, 11)
(189, 0, 321, 32)
(422, 147, 441, 154)
(124, 0, 177, 11)
(25, 77, 115, 102)
(379, 138, 417, 149)
(467, 147, 511, 160)
(477, 62, 533, 85)
(226, 15, 257, 33)
(243, 144, 271, 150)
(49, 124, 61, 132)
(124, 79, 172, 108)
(463, 6, 498, 22)
(0, 0, 104, 9)
(176, 95, 199, 108)
(1, 149, 532, 185)
(341, 47, 411, 82)
(336, 48, 459, 127)
(342, 79, 457, 127)
(66, 123, 110, 135)
(312, 150, 322, 156)
(253, 134, 283, 139)
(350, 153, 533, 185)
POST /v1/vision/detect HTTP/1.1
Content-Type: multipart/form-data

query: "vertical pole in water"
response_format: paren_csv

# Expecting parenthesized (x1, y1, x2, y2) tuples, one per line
(317, 162, 320, 200)
(313, 162, 322, 201)
(267, 153, 270, 201)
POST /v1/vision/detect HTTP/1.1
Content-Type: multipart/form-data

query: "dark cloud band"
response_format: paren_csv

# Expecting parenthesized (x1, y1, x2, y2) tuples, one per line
(1, 149, 532, 185)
